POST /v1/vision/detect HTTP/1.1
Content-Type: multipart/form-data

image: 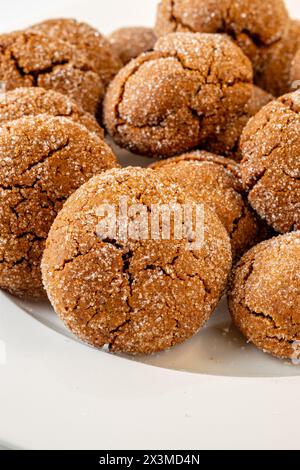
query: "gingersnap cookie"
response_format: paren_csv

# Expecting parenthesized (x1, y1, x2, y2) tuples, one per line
(240, 90, 300, 233)
(42, 167, 232, 355)
(104, 33, 253, 158)
(30, 18, 121, 87)
(0, 114, 117, 299)
(255, 20, 300, 97)
(0, 30, 104, 114)
(228, 232, 300, 360)
(207, 85, 272, 160)
(155, 0, 289, 71)
(109, 27, 157, 65)
(150, 151, 260, 259)
(0, 88, 104, 138)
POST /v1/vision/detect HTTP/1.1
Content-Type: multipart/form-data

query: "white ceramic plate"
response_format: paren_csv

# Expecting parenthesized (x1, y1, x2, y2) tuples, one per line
(1, 0, 300, 451)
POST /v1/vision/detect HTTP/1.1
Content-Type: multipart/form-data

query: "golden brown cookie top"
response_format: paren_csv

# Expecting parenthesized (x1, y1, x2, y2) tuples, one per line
(42, 166, 232, 354)
(240, 90, 300, 233)
(30, 18, 122, 86)
(150, 151, 260, 259)
(0, 87, 104, 138)
(0, 30, 104, 113)
(0, 114, 117, 299)
(104, 32, 253, 158)
(109, 26, 157, 65)
(155, 32, 252, 79)
(0, 114, 117, 191)
(228, 232, 300, 359)
(155, 0, 289, 63)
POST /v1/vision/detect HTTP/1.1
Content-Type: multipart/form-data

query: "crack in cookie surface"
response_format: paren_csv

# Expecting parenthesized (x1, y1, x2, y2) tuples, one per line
(0, 114, 117, 299)
(155, 0, 289, 68)
(150, 151, 259, 259)
(42, 167, 232, 354)
(0, 31, 104, 113)
(104, 33, 253, 157)
(228, 233, 300, 359)
(241, 92, 300, 232)
(0, 88, 104, 138)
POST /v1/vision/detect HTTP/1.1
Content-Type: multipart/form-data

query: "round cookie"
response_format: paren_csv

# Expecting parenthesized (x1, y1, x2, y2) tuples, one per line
(30, 18, 121, 87)
(0, 30, 104, 114)
(155, 0, 289, 70)
(42, 167, 232, 355)
(0, 114, 117, 299)
(255, 20, 300, 97)
(228, 232, 300, 360)
(0, 88, 104, 138)
(240, 90, 300, 233)
(150, 151, 259, 259)
(109, 27, 157, 65)
(104, 32, 253, 158)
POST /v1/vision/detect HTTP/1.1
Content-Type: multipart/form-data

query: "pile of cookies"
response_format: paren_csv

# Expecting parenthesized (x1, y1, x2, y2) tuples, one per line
(1, 1, 300, 362)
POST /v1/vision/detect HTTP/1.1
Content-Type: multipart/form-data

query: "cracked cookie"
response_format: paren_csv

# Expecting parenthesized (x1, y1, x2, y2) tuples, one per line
(228, 232, 300, 360)
(240, 90, 300, 233)
(0, 114, 117, 299)
(0, 30, 104, 114)
(255, 20, 300, 97)
(42, 167, 232, 355)
(109, 27, 157, 65)
(206, 85, 272, 160)
(155, 0, 289, 73)
(104, 32, 253, 158)
(0, 87, 104, 138)
(30, 18, 122, 88)
(150, 151, 260, 260)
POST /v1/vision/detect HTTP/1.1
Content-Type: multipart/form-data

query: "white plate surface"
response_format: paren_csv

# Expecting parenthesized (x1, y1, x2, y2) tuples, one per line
(1, 0, 300, 451)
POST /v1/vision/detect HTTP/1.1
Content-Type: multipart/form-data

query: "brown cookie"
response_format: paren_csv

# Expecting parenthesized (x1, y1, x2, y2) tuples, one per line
(228, 232, 300, 360)
(109, 27, 157, 65)
(150, 151, 260, 260)
(207, 85, 272, 160)
(240, 90, 300, 233)
(0, 30, 104, 114)
(290, 41, 300, 92)
(104, 32, 253, 158)
(0, 88, 104, 138)
(255, 20, 300, 97)
(155, 0, 289, 71)
(291, 50, 300, 89)
(30, 18, 122, 87)
(42, 167, 232, 355)
(0, 114, 117, 299)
